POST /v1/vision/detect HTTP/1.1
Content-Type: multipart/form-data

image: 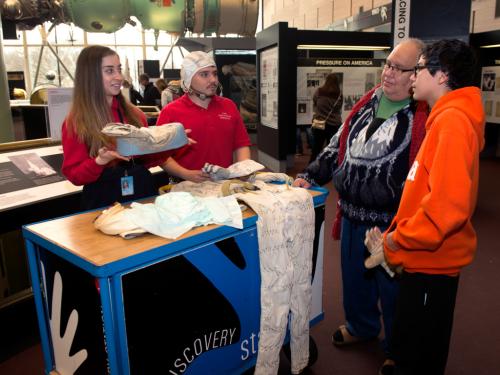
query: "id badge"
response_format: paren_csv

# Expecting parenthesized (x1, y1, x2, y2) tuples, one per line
(121, 175, 134, 196)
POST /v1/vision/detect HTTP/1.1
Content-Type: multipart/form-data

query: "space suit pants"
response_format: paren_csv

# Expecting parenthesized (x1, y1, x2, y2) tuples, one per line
(237, 187, 315, 375)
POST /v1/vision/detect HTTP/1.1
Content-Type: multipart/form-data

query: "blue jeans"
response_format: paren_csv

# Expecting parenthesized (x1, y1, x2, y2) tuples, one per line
(340, 217, 399, 355)
(310, 125, 338, 162)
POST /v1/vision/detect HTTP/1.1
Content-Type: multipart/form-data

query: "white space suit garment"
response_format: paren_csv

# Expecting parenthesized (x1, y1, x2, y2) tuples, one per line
(94, 193, 242, 239)
(101, 122, 188, 156)
(170, 169, 293, 198)
(94, 203, 147, 239)
(124, 193, 242, 239)
(172, 180, 315, 374)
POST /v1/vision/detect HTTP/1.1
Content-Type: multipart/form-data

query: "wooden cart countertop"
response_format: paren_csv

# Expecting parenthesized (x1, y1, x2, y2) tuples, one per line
(24, 190, 322, 268)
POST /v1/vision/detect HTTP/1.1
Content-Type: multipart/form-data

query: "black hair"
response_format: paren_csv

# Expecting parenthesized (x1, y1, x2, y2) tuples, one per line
(422, 39, 477, 90)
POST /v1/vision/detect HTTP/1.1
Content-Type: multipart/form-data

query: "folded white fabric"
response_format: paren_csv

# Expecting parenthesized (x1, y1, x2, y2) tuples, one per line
(93, 203, 147, 239)
(101, 122, 188, 156)
(170, 179, 263, 197)
(170, 180, 225, 197)
(364, 227, 395, 277)
(226, 159, 265, 177)
(123, 192, 243, 239)
(202, 159, 265, 181)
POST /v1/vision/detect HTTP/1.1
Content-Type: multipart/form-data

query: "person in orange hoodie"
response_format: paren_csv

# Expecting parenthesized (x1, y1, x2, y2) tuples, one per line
(380, 39, 485, 375)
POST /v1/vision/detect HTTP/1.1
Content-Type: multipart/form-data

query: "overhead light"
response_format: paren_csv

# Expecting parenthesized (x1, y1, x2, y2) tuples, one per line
(297, 44, 390, 51)
(480, 44, 500, 49)
(215, 49, 256, 55)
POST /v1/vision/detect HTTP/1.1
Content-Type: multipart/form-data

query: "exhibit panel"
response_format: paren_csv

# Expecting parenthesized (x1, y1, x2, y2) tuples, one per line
(0, 146, 81, 311)
(0, 144, 166, 309)
(23, 189, 328, 374)
(296, 58, 385, 126)
(471, 31, 500, 157)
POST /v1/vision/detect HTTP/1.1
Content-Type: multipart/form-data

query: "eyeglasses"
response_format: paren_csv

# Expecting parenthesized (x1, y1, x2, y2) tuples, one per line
(383, 61, 414, 74)
(413, 64, 441, 75)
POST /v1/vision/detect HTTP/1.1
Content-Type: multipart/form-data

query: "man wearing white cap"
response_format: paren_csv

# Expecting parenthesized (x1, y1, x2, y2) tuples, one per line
(156, 51, 251, 182)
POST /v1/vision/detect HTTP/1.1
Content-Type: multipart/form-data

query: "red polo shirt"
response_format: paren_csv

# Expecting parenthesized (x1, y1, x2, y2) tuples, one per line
(156, 94, 251, 169)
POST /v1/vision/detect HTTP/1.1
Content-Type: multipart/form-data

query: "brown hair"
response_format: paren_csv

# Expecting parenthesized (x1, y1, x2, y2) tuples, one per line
(318, 73, 341, 99)
(67, 45, 142, 157)
(155, 78, 167, 92)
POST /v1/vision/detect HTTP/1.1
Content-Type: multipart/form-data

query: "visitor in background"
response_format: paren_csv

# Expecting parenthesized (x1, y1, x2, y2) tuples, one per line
(310, 73, 343, 162)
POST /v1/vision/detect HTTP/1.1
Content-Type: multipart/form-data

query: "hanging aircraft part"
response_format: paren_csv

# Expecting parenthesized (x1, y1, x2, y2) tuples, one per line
(1, 0, 68, 30)
(129, 0, 185, 33)
(218, 0, 258, 36)
(0, 0, 259, 35)
(64, 0, 129, 33)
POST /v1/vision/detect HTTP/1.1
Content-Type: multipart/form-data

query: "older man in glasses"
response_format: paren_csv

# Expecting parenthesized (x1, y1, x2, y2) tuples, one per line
(294, 38, 428, 375)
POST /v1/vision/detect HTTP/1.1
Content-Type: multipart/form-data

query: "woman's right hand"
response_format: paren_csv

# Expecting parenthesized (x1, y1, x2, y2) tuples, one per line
(292, 178, 311, 188)
(95, 147, 130, 165)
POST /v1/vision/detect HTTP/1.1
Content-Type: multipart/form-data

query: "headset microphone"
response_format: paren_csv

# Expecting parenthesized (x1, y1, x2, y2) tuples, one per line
(188, 83, 223, 100)
(189, 87, 208, 100)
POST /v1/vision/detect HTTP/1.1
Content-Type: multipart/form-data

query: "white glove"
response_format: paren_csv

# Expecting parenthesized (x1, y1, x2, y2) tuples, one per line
(94, 203, 147, 239)
(364, 227, 395, 277)
(202, 163, 231, 181)
(202, 160, 265, 181)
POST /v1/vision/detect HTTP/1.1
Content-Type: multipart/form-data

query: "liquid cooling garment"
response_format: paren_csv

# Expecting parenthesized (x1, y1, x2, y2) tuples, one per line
(234, 184, 314, 375)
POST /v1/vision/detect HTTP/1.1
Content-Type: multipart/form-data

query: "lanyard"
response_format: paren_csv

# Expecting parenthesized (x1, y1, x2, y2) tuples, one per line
(117, 106, 124, 123)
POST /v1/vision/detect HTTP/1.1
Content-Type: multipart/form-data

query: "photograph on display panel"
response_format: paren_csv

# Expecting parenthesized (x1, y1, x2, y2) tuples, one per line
(296, 58, 383, 126)
(481, 66, 500, 124)
(259, 47, 279, 129)
(217, 54, 257, 130)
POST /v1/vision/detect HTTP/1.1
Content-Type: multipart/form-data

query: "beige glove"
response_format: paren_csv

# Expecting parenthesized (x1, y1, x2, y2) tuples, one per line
(94, 203, 147, 239)
(364, 227, 395, 277)
(221, 179, 260, 196)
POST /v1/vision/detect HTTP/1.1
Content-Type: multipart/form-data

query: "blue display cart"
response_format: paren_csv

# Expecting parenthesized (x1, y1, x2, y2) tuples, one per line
(22, 188, 328, 375)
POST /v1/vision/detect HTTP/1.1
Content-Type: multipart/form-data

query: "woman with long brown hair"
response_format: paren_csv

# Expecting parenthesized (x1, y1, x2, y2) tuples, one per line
(62, 45, 170, 209)
(310, 73, 343, 162)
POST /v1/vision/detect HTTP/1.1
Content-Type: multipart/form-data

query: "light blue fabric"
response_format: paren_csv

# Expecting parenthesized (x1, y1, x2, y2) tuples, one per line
(124, 192, 242, 239)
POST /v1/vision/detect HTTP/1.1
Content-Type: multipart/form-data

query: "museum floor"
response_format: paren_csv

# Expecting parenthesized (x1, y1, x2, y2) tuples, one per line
(0, 146, 499, 375)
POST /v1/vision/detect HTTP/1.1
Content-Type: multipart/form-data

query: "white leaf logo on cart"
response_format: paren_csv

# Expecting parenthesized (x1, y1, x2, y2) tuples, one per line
(41, 263, 88, 374)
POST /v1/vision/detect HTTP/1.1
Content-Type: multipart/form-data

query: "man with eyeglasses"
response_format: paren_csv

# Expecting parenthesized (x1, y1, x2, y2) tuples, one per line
(380, 39, 485, 375)
(293, 38, 428, 375)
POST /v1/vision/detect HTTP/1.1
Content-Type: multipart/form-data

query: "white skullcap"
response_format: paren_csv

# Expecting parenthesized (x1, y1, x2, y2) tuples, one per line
(180, 51, 216, 92)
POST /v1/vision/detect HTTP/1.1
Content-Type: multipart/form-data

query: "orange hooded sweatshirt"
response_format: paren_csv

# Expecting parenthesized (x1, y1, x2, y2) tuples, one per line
(384, 87, 485, 275)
